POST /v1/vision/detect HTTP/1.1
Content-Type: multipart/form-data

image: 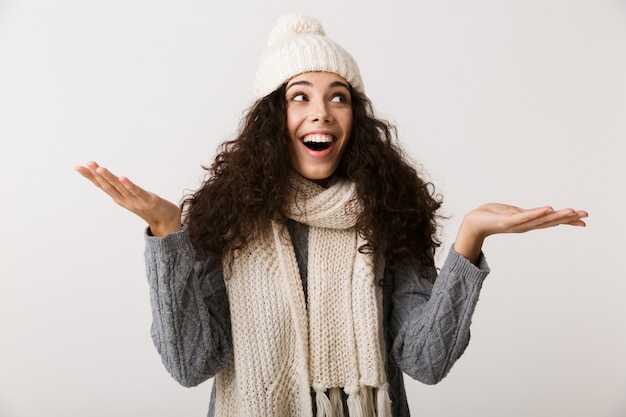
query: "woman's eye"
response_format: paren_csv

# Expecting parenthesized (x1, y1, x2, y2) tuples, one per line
(331, 94, 348, 103)
(292, 93, 307, 102)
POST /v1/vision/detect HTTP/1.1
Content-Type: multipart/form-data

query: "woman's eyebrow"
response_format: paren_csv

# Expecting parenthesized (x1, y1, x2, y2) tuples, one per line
(286, 80, 312, 91)
(329, 81, 350, 90)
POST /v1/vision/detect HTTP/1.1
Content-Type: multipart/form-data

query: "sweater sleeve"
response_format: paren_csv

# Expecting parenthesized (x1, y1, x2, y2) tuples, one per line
(144, 227, 231, 387)
(390, 246, 489, 385)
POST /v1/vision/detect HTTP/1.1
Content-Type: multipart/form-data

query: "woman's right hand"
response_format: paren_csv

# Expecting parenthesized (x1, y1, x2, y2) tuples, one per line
(75, 161, 182, 237)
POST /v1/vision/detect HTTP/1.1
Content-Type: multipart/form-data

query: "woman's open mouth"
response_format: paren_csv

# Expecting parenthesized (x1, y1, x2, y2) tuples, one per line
(302, 134, 334, 152)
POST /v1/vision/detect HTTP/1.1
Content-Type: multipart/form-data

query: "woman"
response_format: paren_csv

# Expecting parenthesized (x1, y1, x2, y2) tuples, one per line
(75, 13, 587, 417)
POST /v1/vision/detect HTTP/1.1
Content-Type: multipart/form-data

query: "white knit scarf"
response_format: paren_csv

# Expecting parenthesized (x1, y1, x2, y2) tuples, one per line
(215, 175, 391, 417)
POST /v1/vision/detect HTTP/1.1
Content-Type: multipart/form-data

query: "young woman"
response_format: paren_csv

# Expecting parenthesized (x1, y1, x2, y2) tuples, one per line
(75, 13, 587, 417)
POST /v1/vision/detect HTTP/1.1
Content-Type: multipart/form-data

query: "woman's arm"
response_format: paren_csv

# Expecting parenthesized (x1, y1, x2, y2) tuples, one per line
(390, 248, 489, 384)
(75, 162, 232, 386)
(145, 228, 231, 387)
(391, 202, 587, 384)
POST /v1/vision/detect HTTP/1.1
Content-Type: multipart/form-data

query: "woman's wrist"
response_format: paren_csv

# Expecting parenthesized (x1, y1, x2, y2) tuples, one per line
(149, 221, 181, 237)
(453, 219, 486, 265)
(148, 206, 182, 237)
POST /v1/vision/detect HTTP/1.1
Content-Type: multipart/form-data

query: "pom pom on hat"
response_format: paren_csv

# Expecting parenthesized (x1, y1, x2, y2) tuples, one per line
(253, 13, 364, 98)
(266, 13, 326, 46)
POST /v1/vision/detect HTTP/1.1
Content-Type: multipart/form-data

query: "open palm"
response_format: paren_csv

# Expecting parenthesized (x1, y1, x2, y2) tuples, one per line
(75, 161, 181, 236)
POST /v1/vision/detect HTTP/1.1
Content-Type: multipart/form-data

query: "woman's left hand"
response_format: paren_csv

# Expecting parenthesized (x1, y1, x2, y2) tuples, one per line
(454, 203, 588, 264)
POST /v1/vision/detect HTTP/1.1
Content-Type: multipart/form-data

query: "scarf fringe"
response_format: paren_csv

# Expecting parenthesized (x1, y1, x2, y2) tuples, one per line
(316, 385, 391, 417)
(361, 386, 373, 417)
(314, 384, 333, 417)
(329, 387, 345, 417)
(376, 383, 392, 417)
(346, 386, 365, 417)
(315, 385, 347, 417)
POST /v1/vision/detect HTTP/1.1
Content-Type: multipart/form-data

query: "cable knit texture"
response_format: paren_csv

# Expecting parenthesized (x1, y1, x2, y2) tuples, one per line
(215, 175, 389, 417)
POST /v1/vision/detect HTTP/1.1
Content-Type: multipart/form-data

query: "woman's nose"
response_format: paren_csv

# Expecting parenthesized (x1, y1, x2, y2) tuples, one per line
(310, 99, 331, 123)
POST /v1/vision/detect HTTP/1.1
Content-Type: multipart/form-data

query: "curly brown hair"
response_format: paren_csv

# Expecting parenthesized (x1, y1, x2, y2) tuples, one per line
(181, 84, 443, 278)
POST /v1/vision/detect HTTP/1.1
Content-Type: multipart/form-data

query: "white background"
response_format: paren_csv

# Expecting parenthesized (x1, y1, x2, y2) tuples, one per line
(1, 1, 625, 416)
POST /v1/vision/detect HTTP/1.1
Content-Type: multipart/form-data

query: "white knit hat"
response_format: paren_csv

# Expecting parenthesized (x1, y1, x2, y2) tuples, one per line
(253, 13, 364, 98)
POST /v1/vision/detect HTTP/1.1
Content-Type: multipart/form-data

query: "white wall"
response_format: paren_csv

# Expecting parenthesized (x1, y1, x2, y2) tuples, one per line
(1, 1, 624, 416)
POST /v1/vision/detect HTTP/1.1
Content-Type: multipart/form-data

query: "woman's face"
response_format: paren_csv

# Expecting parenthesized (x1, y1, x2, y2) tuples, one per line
(285, 71, 353, 185)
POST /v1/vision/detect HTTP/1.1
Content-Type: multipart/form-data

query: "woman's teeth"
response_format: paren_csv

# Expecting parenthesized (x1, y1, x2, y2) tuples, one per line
(303, 134, 333, 151)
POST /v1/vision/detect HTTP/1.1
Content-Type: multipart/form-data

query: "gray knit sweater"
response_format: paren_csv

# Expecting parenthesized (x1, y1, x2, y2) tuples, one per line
(144, 221, 490, 417)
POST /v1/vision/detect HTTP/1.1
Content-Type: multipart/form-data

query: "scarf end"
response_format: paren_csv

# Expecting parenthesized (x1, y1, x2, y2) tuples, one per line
(314, 384, 390, 417)
(376, 383, 392, 417)
(314, 384, 345, 417)
(344, 384, 391, 417)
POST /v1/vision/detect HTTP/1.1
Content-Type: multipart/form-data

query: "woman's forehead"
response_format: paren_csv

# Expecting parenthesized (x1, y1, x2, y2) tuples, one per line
(287, 72, 350, 88)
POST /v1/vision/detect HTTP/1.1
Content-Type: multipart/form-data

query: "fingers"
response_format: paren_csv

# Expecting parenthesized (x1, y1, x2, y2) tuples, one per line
(92, 164, 150, 199)
(93, 165, 133, 198)
(116, 175, 148, 200)
(74, 161, 100, 183)
(515, 207, 588, 232)
(75, 162, 115, 195)
(554, 209, 588, 227)
(75, 162, 140, 206)
(510, 206, 554, 224)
